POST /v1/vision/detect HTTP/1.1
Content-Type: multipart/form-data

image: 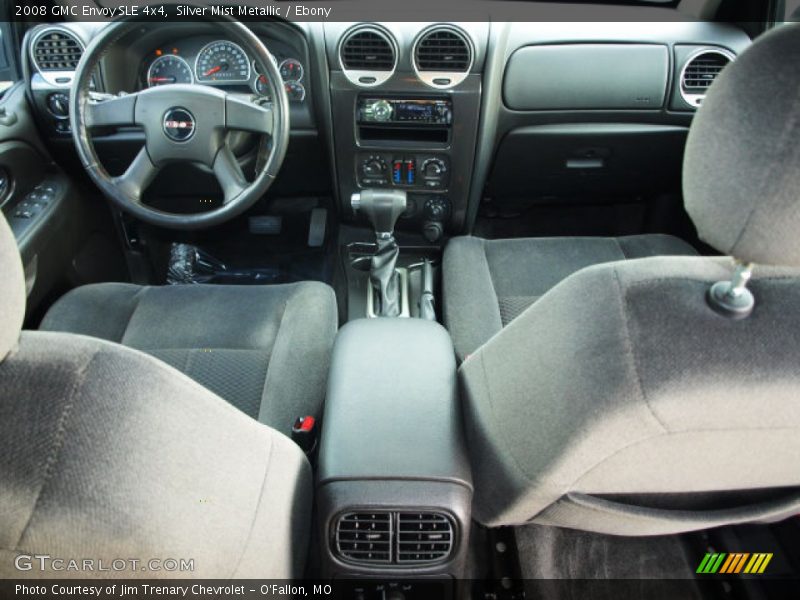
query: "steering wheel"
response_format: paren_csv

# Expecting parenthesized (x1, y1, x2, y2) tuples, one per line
(69, 19, 289, 230)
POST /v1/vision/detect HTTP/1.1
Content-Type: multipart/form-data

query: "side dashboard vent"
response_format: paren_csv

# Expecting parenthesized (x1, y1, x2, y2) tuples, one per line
(680, 49, 734, 108)
(33, 29, 83, 71)
(413, 27, 473, 89)
(340, 27, 397, 89)
(397, 512, 455, 563)
(335, 512, 392, 563)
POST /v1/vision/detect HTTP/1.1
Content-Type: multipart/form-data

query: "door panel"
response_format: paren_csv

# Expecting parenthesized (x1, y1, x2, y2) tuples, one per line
(0, 80, 78, 317)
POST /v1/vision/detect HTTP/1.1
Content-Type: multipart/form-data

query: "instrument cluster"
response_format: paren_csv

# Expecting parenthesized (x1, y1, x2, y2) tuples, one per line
(141, 36, 306, 102)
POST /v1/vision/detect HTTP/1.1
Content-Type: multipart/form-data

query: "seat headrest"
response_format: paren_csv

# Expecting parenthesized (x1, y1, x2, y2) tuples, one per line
(0, 211, 25, 361)
(683, 24, 800, 267)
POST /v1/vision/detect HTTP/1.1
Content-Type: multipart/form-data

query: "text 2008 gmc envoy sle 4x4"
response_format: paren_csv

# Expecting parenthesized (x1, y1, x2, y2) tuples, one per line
(1, 1, 799, 598)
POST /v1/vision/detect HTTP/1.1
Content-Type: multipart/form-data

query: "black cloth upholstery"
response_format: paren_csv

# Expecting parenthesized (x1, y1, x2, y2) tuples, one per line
(460, 257, 800, 533)
(0, 331, 311, 578)
(683, 23, 800, 266)
(40, 281, 338, 434)
(0, 214, 24, 361)
(450, 26, 800, 536)
(443, 234, 696, 360)
(0, 208, 315, 577)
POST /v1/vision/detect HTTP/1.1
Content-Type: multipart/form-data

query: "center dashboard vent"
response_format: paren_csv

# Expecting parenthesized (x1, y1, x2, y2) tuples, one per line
(32, 29, 83, 71)
(413, 26, 473, 89)
(340, 27, 396, 87)
(335, 512, 392, 563)
(334, 511, 455, 565)
(680, 49, 734, 108)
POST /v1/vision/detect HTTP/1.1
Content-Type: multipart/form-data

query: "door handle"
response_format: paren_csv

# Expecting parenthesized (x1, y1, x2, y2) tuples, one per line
(566, 158, 604, 169)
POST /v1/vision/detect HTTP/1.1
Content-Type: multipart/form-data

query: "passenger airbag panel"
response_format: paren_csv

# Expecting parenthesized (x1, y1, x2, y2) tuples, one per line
(503, 44, 669, 110)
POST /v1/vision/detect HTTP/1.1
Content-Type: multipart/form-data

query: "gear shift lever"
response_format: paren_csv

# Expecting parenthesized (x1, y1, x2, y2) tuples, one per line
(351, 189, 407, 317)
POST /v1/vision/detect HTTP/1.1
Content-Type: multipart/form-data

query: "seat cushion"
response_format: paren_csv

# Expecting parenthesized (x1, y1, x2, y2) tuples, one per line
(458, 256, 800, 532)
(39, 281, 338, 434)
(443, 234, 696, 360)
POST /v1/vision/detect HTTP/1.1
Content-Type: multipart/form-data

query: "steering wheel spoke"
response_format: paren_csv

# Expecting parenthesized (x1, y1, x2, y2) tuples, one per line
(226, 94, 274, 136)
(111, 147, 160, 203)
(213, 145, 249, 205)
(85, 92, 138, 129)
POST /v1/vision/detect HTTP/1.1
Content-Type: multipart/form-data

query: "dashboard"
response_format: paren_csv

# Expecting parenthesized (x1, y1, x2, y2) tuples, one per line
(20, 17, 755, 238)
(138, 36, 307, 102)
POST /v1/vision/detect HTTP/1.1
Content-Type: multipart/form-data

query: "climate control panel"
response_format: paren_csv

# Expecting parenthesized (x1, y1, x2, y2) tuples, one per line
(358, 153, 449, 190)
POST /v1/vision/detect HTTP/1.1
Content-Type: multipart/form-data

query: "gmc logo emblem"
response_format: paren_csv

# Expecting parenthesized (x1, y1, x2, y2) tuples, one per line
(162, 107, 196, 142)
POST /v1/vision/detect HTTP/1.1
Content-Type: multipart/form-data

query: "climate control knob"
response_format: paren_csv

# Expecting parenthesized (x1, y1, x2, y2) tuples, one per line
(422, 158, 446, 178)
(361, 156, 388, 177)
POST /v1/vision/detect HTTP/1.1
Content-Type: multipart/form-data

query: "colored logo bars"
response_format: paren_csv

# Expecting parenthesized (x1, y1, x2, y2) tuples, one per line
(697, 552, 773, 575)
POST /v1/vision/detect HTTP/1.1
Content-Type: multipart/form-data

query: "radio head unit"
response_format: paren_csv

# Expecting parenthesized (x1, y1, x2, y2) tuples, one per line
(357, 97, 453, 126)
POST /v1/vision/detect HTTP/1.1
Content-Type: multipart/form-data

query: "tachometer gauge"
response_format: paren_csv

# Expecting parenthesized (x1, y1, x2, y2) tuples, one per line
(279, 58, 304, 82)
(147, 55, 193, 87)
(195, 40, 251, 83)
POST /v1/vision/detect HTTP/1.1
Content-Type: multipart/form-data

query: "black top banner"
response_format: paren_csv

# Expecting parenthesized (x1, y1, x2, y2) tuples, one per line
(8, 0, 789, 23)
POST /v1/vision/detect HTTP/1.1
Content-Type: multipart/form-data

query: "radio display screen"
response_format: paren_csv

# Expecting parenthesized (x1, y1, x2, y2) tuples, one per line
(358, 97, 453, 126)
(394, 100, 449, 122)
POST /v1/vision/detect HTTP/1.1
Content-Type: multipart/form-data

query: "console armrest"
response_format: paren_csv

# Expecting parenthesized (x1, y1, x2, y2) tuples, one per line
(316, 318, 472, 582)
(318, 318, 471, 489)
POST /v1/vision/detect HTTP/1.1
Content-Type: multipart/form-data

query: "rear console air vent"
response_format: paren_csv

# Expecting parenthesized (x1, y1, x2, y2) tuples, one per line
(680, 49, 734, 108)
(334, 511, 455, 565)
(397, 512, 454, 563)
(335, 512, 393, 563)
(32, 29, 83, 71)
(339, 27, 397, 87)
(413, 26, 473, 89)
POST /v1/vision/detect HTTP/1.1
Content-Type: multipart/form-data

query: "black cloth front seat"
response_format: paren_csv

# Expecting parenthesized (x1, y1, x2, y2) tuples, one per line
(0, 213, 311, 578)
(443, 234, 696, 360)
(40, 278, 337, 435)
(455, 24, 800, 536)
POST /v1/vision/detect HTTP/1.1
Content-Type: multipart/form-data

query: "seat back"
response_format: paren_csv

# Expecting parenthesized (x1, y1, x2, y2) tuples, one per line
(460, 22, 800, 535)
(0, 212, 311, 578)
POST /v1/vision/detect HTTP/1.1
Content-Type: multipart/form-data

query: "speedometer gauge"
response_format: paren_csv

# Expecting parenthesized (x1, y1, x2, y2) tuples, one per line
(195, 40, 251, 83)
(148, 55, 193, 87)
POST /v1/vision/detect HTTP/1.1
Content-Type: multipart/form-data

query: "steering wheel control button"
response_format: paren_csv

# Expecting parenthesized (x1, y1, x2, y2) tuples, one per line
(162, 107, 196, 142)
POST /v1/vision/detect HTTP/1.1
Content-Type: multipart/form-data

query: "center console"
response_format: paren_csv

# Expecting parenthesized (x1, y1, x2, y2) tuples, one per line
(331, 80, 480, 241)
(325, 23, 485, 241)
(316, 319, 472, 598)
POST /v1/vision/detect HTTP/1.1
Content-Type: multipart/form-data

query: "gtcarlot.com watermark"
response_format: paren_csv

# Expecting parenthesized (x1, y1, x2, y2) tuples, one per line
(15, 554, 194, 573)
